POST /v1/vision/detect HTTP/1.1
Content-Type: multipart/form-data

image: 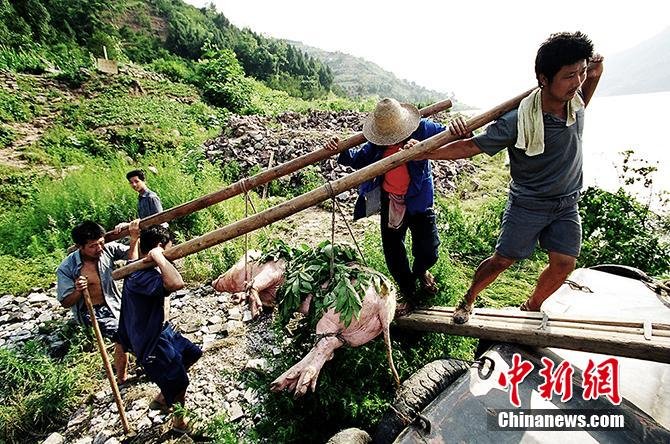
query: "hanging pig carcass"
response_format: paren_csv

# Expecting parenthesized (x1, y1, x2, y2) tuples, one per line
(212, 251, 400, 397)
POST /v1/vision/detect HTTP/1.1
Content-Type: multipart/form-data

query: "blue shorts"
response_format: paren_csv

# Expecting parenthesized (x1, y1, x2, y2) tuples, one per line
(496, 193, 582, 260)
(82, 305, 119, 342)
(141, 324, 202, 406)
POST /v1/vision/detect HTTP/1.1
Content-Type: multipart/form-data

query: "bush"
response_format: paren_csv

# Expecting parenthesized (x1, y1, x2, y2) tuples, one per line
(148, 57, 195, 83)
(0, 340, 97, 442)
(195, 49, 253, 112)
(579, 186, 670, 275)
(0, 124, 16, 148)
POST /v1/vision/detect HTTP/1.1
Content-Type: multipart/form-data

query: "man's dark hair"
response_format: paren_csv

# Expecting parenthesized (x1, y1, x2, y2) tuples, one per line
(72, 221, 106, 246)
(126, 169, 145, 181)
(140, 225, 174, 254)
(535, 31, 594, 86)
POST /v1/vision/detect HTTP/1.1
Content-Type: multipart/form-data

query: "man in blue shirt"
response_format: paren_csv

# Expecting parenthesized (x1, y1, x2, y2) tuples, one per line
(117, 225, 202, 432)
(56, 219, 140, 383)
(423, 32, 604, 323)
(114, 169, 165, 234)
(325, 98, 444, 311)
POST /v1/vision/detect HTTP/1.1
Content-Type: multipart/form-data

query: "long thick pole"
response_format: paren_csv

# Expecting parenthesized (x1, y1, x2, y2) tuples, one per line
(81, 285, 131, 434)
(113, 89, 533, 280)
(105, 99, 453, 242)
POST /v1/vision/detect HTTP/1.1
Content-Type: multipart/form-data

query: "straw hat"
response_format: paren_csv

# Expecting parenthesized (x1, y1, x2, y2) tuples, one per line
(363, 98, 421, 146)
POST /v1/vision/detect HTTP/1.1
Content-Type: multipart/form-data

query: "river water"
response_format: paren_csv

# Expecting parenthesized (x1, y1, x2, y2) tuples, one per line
(583, 91, 670, 203)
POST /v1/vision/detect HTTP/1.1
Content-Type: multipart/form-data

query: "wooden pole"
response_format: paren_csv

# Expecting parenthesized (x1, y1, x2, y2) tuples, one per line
(261, 150, 275, 200)
(105, 99, 453, 242)
(113, 90, 532, 280)
(81, 283, 131, 434)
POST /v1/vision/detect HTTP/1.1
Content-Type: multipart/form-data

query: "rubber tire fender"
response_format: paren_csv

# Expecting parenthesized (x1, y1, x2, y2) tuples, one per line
(373, 358, 470, 444)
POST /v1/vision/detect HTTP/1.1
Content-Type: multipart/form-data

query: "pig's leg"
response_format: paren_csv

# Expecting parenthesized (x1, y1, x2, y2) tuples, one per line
(231, 291, 247, 304)
(270, 336, 341, 398)
(247, 288, 263, 318)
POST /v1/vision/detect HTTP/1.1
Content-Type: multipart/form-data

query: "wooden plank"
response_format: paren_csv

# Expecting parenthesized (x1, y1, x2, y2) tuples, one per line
(411, 308, 670, 338)
(419, 306, 670, 331)
(396, 309, 670, 364)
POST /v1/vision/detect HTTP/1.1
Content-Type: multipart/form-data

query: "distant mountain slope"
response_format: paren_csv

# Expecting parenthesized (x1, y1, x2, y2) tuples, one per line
(598, 27, 670, 96)
(287, 40, 464, 106)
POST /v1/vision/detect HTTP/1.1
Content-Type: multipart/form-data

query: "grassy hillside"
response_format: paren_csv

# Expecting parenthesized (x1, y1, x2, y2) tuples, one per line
(1, 2, 669, 442)
(288, 39, 468, 107)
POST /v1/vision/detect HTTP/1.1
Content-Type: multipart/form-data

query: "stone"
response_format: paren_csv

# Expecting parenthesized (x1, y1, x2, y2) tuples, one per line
(136, 416, 152, 430)
(92, 430, 113, 444)
(244, 358, 269, 373)
(207, 315, 222, 325)
(27, 293, 52, 304)
(242, 310, 253, 323)
(42, 432, 65, 444)
(225, 389, 240, 401)
(66, 406, 89, 429)
(226, 320, 243, 334)
(104, 438, 120, 444)
(243, 388, 257, 404)
(227, 401, 244, 421)
(228, 307, 242, 321)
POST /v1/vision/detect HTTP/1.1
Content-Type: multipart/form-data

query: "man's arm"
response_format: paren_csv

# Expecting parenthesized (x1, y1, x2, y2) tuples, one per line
(127, 219, 140, 261)
(146, 246, 184, 293)
(57, 268, 85, 308)
(581, 53, 604, 107)
(424, 138, 483, 160)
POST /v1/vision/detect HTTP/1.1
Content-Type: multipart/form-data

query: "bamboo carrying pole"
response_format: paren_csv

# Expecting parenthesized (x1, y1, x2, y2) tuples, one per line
(81, 283, 131, 434)
(113, 89, 533, 280)
(105, 99, 454, 242)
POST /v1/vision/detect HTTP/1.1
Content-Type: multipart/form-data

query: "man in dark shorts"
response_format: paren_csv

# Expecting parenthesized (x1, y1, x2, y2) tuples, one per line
(423, 31, 604, 323)
(117, 225, 201, 432)
(56, 219, 140, 383)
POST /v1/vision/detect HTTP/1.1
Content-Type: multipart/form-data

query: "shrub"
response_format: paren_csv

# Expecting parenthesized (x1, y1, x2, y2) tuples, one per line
(148, 57, 195, 83)
(579, 186, 670, 275)
(195, 49, 253, 112)
(0, 339, 98, 442)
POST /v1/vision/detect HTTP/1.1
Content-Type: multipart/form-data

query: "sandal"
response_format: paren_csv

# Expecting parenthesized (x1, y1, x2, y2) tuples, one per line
(149, 394, 171, 413)
(453, 299, 474, 324)
(395, 301, 414, 317)
(519, 299, 539, 311)
(419, 271, 439, 295)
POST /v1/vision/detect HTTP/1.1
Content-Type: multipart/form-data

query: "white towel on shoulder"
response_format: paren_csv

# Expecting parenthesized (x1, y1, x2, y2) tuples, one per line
(515, 87, 584, 156)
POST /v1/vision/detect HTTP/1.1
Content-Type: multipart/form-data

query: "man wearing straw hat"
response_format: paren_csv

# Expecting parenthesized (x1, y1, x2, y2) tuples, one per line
(56, 219, 140, 383)
(421, 31, 604, 323)
(325, 98, 446, 311)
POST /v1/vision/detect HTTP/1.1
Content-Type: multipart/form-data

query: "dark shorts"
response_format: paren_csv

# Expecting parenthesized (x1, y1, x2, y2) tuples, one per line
(81, 305, 119, 341)
(141, 324, 202, 406)
(496, 193, 582, 260)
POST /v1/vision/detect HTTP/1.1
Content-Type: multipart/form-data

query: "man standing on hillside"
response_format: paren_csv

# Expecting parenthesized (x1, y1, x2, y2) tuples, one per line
(56, 219, 140, 383)
(420, 31, 604, 323)
(324, 98, 444, 312)
(117, 225, 202, 433)
(115, 169, 166, 233)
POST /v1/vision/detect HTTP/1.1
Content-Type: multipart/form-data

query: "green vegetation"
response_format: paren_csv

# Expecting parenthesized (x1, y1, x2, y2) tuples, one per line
(1, 1, 669, 443)
(0, 329, 100, 442)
